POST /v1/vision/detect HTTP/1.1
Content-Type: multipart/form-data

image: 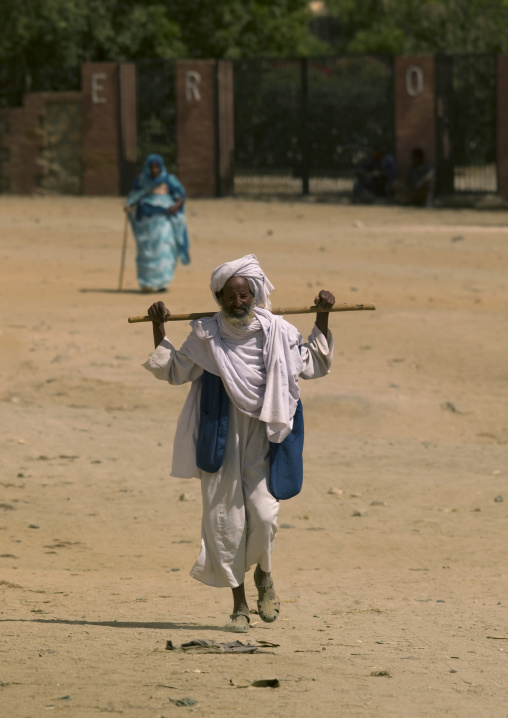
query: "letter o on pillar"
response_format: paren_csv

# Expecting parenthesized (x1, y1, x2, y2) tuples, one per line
(406, 65, 424, 97)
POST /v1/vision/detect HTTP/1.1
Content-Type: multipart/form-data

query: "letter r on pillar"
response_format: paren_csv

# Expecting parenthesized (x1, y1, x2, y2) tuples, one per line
(186, 71, 202, 102)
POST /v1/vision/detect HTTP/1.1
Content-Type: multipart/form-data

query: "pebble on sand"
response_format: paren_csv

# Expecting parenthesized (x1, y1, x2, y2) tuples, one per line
(251, 679, 280, 688)
(170, 697, 197, 706)
(327, 487, 343, 496)
(441, 401, 461, 413)
(494, 495, 504, 503)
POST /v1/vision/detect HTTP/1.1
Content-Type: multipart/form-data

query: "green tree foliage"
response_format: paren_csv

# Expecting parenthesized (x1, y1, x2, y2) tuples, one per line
(323, 0, 508, 55)
(170, 0, 326, 58)
(0, 1, 185, 105)
(0, 0, 326, 106)
(3, 0, 508, 108)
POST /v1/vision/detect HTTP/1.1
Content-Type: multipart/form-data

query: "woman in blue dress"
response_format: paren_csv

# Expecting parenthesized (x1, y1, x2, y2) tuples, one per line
(124, 154, 190, 292)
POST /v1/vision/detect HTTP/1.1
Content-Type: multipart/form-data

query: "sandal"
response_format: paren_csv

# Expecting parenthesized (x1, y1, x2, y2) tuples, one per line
(224, 611, 250, 633)
(255, 578, 280, 623)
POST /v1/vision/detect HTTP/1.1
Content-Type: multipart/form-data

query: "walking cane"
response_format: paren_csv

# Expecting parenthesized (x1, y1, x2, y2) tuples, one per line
(118, 214, 129, 292)
(127, 303, 375, 323)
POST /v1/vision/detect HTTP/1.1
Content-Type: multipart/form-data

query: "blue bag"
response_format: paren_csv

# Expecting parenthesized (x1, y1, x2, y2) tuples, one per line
(195, 371, 305, 500)
(195, 371, 229, 473)
(268, 399, 304, 500)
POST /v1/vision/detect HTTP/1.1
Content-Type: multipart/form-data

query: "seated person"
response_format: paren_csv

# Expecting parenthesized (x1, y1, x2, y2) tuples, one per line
(398, 148, 435, 206)
(353, 149, 397, 203)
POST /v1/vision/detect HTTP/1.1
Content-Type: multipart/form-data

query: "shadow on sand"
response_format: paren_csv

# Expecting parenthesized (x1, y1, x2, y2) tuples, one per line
(0, 618, 224, 631)
(79, 288, 143, 295)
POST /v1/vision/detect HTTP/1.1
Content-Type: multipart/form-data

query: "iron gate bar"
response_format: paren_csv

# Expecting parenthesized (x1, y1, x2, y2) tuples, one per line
(214, 60, 221, 197)
(135, 59, 177, 175)
(446, 54, 497, 194)
(301, 57, 309, 196)
(306, 55, 395, 192)
(435, 55, 455, 196)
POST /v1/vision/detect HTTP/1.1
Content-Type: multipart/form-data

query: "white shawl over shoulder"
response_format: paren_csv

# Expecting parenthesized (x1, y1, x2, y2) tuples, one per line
(179, 308, 303, 443)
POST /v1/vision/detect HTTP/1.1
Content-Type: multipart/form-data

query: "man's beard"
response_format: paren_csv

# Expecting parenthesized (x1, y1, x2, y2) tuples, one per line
(220, 303, 256, 326)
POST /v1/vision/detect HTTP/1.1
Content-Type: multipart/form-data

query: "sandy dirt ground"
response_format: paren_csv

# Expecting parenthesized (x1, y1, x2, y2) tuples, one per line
(1, 196, 507, 717)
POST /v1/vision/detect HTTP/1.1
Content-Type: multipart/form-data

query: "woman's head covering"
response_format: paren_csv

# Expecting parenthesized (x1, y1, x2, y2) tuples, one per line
(139, 154, 168, 189)
(210, 254, 275, 310)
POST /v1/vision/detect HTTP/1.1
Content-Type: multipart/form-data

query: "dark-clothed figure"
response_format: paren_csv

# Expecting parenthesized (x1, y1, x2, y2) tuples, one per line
(353, 149, 397, 203)
(404, 148, 435, 206)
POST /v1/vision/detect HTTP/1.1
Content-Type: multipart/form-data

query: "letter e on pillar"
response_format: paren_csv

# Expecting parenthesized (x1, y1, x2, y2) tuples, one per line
(186, 71, 202, 102)
(92, 73, 107, 104)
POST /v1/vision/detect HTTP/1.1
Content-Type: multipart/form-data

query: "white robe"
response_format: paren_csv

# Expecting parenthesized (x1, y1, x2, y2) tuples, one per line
(144, 317, 334, 588)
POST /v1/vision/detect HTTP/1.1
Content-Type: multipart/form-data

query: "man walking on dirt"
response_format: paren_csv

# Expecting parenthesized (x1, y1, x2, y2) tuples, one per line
(143, 255, 335, 632)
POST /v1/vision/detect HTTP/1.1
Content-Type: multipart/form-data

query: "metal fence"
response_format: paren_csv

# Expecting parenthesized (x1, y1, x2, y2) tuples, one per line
(233, 58, 303, 195)
(450, 54, 497, 193)
(234, 54, 498, 198)
(0, 53, 500, 198)
(233, 56, 394, 196)
(136, 59, 177, 171)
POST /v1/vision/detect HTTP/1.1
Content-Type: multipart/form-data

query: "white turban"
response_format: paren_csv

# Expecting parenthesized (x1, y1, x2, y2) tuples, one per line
(210, 254, 275, 310)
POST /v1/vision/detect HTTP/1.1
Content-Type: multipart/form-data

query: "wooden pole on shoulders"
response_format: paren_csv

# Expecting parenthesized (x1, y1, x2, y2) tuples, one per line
(127, 303, 376, 324)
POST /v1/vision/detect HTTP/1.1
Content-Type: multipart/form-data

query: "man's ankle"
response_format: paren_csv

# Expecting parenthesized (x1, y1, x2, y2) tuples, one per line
(254, 565, 272, 587)
(233, 602, 249, 615)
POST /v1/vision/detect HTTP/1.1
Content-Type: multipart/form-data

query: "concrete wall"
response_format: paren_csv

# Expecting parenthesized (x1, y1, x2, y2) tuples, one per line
(39, 98, 83, 195)
(0, 92, 82, 194)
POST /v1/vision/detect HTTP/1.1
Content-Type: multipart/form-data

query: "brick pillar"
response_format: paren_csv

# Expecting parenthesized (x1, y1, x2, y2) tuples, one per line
(176, 60, 234, 197)
(176, 60, 216, 197)
(395, 56, 436, 181)
(497, 56, 508, 199)
(82, 62, 120, 195)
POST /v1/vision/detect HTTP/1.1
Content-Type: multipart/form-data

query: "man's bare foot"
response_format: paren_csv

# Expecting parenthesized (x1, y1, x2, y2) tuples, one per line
(254, 565, 280, 623)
